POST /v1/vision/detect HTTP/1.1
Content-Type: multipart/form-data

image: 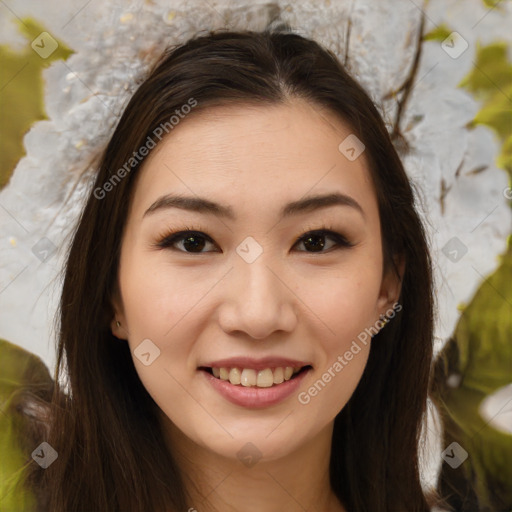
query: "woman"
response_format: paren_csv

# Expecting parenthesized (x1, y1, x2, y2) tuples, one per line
(28, 28, 441, 511)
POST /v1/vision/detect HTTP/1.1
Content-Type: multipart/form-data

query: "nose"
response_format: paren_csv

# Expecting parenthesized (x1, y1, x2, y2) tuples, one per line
(217, 254, 298, 340)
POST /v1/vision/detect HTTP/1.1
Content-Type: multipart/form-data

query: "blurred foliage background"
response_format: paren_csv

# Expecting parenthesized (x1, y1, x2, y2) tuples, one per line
(0, 19, 72, 188)
(424, 17, 512, 512)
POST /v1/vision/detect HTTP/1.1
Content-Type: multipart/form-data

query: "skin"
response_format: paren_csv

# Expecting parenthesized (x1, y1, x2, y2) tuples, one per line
(111, 98, 402, 512)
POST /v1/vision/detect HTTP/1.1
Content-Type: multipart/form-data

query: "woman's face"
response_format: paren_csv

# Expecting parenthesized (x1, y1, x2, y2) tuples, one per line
(112, 99, 401, 462)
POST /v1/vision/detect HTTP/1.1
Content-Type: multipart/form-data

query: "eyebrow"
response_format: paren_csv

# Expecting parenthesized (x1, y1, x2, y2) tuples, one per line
(143, 192, 365, 220)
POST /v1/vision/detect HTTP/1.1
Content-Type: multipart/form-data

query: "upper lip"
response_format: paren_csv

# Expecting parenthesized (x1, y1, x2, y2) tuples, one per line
(199, 357, 313, 371)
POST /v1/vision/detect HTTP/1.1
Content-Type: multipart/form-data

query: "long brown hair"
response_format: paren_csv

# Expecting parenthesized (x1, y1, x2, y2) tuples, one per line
(29, 28, 438, 511)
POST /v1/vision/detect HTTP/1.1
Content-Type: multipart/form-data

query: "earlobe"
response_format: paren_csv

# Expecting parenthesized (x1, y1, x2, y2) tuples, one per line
(110, 317, 127, 340)
(110, 287, 128, 340)
(377, 254, 405, 313)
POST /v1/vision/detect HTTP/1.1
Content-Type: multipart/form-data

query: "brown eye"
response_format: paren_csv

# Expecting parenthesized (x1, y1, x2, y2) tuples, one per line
(294, 230, 352, 253)
(157, 231, 218, 253)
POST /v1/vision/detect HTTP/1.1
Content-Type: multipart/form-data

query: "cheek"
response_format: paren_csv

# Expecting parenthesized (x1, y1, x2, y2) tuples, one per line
(299, 346, 370, 414)
(296, 258, 381, 408)
(292, 275, 376, 426)
(117, 251, 222, 411)
(329, 282, 379, 348)
(119, 250, 217, 342)
(305, 262, 383, 347)
(117, 254, 207, 430)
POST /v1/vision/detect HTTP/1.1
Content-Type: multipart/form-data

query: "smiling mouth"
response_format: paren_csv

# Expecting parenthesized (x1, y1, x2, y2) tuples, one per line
(199, 365, 312, 388)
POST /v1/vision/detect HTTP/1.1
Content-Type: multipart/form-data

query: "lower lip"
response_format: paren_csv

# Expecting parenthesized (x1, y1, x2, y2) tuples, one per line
(201, 369, 311, 408)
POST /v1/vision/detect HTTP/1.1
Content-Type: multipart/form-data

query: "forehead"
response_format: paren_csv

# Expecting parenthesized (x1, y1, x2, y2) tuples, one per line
(130, 99, 377, 220)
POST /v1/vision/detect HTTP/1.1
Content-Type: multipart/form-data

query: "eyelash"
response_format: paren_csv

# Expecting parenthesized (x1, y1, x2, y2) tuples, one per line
(153, 224, 354, 254)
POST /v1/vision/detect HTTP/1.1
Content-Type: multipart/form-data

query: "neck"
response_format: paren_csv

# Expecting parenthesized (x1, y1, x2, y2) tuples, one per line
(163, 419, 346, 512)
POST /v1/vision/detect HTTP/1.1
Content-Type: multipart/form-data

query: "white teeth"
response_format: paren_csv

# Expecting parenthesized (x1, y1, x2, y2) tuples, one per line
(209, 365, 306, 387)
(273, 367, 284, 384)
(228, 368, 241, 385)
(241, 368, 257, 387)
(257, 369, 274, 388)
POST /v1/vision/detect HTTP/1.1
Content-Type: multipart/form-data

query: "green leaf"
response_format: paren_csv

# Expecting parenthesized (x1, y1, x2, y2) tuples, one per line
(459, 43, 512, 98)
(423, 24, 453, 42)
(0, 18, 73, 190)
(497, 134, 512, 172)
(460, 42, 512, 174)
(482, 0, 502, 8)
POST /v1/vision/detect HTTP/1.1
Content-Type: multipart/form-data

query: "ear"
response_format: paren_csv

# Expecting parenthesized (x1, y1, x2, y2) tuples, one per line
(110, 286, 128, 340)
(376, 253, 405, 314)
